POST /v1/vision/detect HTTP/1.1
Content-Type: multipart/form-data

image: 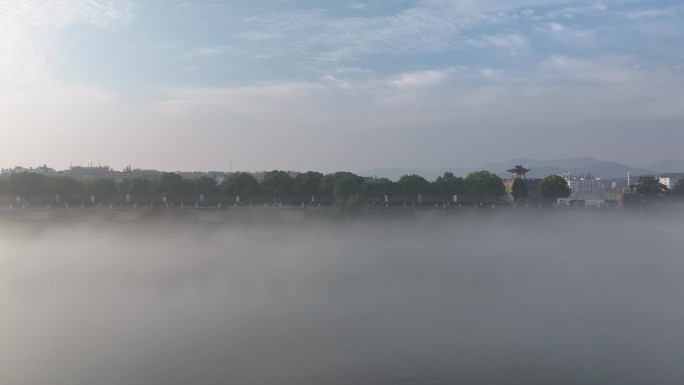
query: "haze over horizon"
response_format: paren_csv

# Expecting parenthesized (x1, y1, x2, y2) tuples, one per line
(1, 0, 683, 172)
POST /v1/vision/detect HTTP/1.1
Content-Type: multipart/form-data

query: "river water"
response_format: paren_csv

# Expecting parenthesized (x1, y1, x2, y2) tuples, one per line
(2, 216, 684, 384)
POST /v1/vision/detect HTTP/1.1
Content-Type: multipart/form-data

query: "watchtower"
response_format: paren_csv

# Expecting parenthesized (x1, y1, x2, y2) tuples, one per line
(507, 165, 531, 180)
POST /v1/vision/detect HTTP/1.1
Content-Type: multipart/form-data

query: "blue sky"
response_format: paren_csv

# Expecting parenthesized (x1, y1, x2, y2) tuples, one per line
(1, 0, 683, 172)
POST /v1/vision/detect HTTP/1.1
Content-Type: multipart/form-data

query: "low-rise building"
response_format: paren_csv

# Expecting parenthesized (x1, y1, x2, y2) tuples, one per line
(66, 166, 117, 180)
(1, 165, 58, 177)
(121, 168, 162, 180)
(659, 173, 684, 190)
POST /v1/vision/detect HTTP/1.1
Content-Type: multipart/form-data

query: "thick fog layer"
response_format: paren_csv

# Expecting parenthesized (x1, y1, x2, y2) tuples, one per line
(2, 216, 684, 385)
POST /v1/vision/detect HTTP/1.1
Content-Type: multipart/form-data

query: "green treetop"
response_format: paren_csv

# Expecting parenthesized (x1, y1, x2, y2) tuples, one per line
(261, 170, 293, 197)
(220, 172, 260, 197)
(671, 178, 684, 196)
(511, 178, 528, 202)
(397, 174, 431, 198)
(539, 175, 571, 200)
(465, 171, 505, 202)
(635, 176, 669, 197)
(432, 172, 466, 200)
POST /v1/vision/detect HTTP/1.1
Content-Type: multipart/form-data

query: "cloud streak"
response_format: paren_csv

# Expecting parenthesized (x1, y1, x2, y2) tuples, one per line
(0, 0, 133, 84)
(230, 0, 621, 62)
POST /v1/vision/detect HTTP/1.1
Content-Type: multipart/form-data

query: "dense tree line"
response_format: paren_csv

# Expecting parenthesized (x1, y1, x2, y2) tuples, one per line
(0, 170, 508, 205)
(3, 169, 681, 207)
(673, 179, 684, 196)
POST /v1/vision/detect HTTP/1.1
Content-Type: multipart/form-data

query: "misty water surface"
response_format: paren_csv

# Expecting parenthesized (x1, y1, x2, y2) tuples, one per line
(2, 215, 684, 385)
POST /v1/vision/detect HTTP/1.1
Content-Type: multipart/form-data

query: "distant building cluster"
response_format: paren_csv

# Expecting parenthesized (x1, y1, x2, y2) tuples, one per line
(1, 165, 59, 177)
(0, 165, 235, 183)
(500, 164, 683, 208)
(0, 166, 315, 185)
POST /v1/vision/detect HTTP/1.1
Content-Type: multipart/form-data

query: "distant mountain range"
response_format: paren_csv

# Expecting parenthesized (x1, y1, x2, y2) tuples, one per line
(646, 160, 684, 174)
(361, 157, 684, 181)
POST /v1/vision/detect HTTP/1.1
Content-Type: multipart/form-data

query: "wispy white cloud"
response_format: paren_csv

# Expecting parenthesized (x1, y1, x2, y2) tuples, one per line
(151, 54, 677, 118)
(230, 0, 640, 61)
(320, 74, 355, 90)
(3, 0, 683, 171)
(540, 54, 638, 84)
(197, 46, 230, 56)
(390, 70, 447, 88)
(173, 3, 191, 12)
(180, 66, 200, 73)
(0, 0, 134, 170)
(152, 82, 325, 116)
(236, 3, 495, 61)
(232, 0, 624, 62)
(177, 45, 231, 59)
(544, 22, 598, 44)
(545, 3, 608, 19)
(4, 84, 118, 106)
(548, 22, 565, 32)
(626, 6, 683, 20)
(173, 2, 232, 12)
(466, 34, 529, 55)
(141, 54, 684, 170)
(479, 68, 503, 78)
(0, 0, 133, 85)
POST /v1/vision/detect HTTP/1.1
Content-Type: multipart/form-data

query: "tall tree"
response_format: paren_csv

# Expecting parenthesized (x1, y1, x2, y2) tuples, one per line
(8, 172, 48, 199)
(432, 172, 465, 200)
(179, 179, 195, 196)
(465, 171, 505, 202)
(155, 172, 184, 196)
(294, 171, 324, 196)
(539, 175, 571, 200)
(365, 177, 399, 200)
(118, 178, 153, 197)
(261, 170, 293, 197)
(321, 172, 365, 200)
(636, 176, 669, 197)
(193, 176, 218, 195)
(511, 178, 528, 202)
(397, 174, 431, 198)
(671, 178, 684, 196)
(47, 176, 84, 199)
(85, 178, 117, 199)
(220, 172, 260, 197)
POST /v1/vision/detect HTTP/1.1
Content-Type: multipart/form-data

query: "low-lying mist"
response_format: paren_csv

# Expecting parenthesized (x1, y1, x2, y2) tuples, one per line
(2, 215, 684, 385)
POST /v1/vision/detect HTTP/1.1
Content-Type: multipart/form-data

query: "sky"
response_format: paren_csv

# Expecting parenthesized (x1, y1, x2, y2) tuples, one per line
(1, 0, 683, 173)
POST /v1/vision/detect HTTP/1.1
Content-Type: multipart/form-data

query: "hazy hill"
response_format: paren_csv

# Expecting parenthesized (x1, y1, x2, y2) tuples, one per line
(483, 157, 602, 171)
(567, 162, 654, 179)
(490, 161, 654, 179)
(646, 160, 684, 174)
(362, 157, 657, 181)
(361, 168, 432, 181)
(360, 167, 474, 181)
